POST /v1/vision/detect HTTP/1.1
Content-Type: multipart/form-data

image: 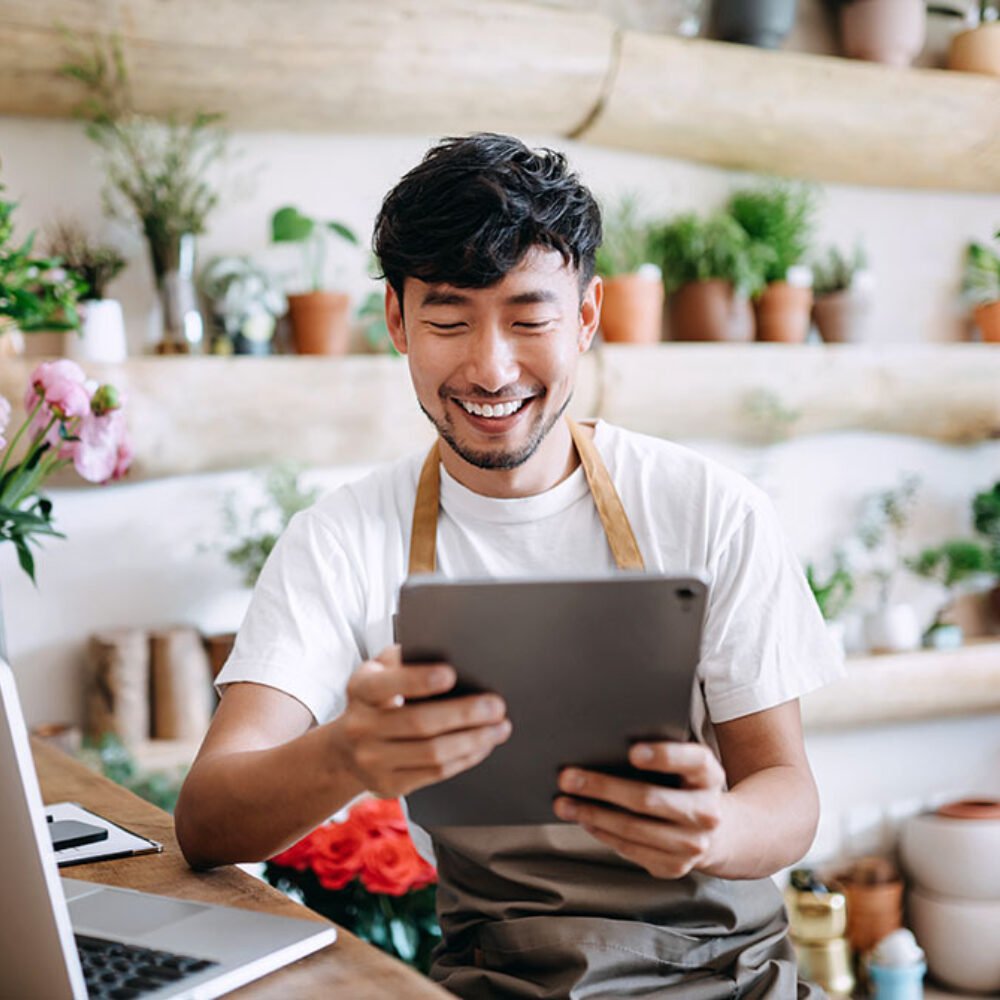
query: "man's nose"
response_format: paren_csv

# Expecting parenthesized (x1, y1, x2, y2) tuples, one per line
(466, 327, 519, 392)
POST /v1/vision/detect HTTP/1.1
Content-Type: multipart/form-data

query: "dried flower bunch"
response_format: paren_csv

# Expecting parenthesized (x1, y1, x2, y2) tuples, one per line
(46, 219, 126, 301)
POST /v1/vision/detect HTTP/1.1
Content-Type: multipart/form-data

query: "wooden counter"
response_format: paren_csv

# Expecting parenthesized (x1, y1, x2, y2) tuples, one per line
(33, 737, 448, 999)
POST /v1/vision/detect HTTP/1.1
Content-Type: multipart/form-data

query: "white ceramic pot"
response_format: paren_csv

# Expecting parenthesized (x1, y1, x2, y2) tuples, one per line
(908, 887, 1000, 994)
(863, 604, 921, 653)
(900, 810, 1000, 900)
(68, 299, 128, 364)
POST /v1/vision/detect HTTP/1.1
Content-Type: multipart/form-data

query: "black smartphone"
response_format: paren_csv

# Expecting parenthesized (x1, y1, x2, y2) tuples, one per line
(48, 819, 109, 851)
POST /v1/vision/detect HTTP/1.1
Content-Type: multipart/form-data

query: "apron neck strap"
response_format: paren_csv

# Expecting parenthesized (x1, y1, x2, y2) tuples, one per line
(407, 417, 645, 576)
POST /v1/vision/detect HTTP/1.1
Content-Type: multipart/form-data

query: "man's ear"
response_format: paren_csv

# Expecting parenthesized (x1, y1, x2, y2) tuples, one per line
(386, 284, 408, 355)
(578, 275, 603, 353)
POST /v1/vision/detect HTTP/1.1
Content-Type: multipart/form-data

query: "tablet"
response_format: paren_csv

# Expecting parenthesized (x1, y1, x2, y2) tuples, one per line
(397, 573, 707, 827)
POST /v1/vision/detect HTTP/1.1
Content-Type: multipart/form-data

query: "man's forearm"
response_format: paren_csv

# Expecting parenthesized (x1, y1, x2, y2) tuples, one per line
(700, 764, 819, 880)
(174, 721, 365, 869)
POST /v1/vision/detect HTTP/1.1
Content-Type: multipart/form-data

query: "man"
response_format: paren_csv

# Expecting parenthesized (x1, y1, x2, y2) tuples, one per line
(175, 133, 842, 997)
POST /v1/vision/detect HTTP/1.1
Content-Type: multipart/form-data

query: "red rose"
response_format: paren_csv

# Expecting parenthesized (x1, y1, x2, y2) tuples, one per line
(268, 832, 317, 872)
(347, 797, 409, 838)
(359, 831, 437, 897)
(310, 821, 365, 891)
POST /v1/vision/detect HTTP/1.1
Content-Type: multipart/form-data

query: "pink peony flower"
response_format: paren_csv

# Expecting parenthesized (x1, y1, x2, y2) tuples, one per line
(71, 407, 131, 484)
(24, 360, 91, 446)
(0, 394, 10, 451)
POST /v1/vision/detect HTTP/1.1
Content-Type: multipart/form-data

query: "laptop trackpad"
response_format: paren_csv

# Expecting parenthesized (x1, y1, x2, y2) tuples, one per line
(70, 887, 207, 937)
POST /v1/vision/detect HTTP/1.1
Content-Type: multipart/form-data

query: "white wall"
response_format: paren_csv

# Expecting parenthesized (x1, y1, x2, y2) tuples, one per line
(0, 118, 997, 352)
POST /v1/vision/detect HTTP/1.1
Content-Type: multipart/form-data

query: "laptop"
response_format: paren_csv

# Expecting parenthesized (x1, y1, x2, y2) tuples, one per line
(0, 657, 337, 999)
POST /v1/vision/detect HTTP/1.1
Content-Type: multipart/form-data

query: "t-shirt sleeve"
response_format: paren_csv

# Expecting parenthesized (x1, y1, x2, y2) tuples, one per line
(214, 507, 366, 724)
(698, 491, 845, 724)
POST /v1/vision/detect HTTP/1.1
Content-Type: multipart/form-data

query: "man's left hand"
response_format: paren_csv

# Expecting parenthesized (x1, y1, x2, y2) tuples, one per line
(554, 742, 728, 879)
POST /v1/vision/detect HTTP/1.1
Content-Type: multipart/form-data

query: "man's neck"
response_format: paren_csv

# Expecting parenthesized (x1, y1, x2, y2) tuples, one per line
(438, 419, 590, 499)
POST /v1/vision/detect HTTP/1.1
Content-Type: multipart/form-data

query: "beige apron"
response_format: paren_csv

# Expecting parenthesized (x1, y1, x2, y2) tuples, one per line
(408, 418, 819, 999)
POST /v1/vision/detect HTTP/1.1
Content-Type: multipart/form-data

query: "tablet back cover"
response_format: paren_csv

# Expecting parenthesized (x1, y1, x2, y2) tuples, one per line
(398, 574, 705, 827)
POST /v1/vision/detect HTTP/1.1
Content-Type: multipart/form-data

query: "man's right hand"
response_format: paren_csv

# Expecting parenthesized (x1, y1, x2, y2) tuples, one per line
(330, 644, 511, 798)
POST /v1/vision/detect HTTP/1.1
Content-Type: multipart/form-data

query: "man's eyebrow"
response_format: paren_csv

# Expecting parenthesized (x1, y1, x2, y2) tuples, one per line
(504, 290, 560, 306)
(420, 289, 471, 308)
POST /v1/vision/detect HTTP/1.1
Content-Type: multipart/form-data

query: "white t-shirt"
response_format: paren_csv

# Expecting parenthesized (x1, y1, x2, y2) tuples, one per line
(218, 421, 842, 850)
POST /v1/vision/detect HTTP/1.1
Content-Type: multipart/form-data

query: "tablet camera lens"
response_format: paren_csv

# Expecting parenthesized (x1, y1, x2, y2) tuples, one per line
(676, 587, 695, 602)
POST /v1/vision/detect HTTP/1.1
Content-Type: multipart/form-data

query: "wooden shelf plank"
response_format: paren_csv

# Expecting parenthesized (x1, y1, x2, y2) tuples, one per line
(2, 344, 998, 480)
(802, 638, 1000, 730)
(0, 1, 997, 190)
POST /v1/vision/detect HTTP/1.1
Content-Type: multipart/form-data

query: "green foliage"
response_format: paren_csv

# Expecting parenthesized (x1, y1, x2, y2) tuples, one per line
(271, 206, 359, 293)
(221, 465, 320, 588)
(61, 33, 229, 279)
(806, 560, 855, 621)
(656, 212, 769, 297)
(0, 186, 83, 332)
(972, 481, 1000, 543)
(727, 183, 817, 286)
(856, 473, 922, 608)
(85, 732, 185, 814)
(962, 236, 1000, 306)
(595, 195, 662, 277)
(46, 219, 126, 300)
(909, 539, 995, 588)
(812, 243, 868, 297)
(357, 289, 397, 355)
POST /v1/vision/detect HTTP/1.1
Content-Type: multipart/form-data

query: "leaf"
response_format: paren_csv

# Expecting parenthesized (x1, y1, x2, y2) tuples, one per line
(326, 220, 359, 246)
(389, 917, 419, 962)
(14, 537, 37, 583)
(271, 206, 314, 243)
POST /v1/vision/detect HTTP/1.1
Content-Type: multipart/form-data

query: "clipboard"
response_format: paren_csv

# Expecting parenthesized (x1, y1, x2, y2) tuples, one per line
(45, 801, 163, 867)
(398, 573, 707, 827)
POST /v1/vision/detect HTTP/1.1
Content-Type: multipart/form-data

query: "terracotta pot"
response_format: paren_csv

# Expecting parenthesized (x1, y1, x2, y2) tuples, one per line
(839, 878, 904, 954)
(22, 331, 69, 357)
(287, 291, 351, 355)
(949, 22, 1000, 77)
(840, 0, 926, 68)
(600, 273, 665, 345)
(812, 291, 871, 344)
(755, 282, 813, 343)
(668, 280, 754, 342)
(973, 299, 1000, 343)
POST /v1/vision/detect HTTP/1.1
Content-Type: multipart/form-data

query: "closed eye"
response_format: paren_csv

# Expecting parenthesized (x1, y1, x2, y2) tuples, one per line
(427, 322, 467, 331)
(513, 321, 554, 330)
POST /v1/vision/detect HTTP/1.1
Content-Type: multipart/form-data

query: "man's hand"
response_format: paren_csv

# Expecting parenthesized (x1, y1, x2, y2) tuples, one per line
(553, 742, 727, 879)
(330, 645, 512, 799)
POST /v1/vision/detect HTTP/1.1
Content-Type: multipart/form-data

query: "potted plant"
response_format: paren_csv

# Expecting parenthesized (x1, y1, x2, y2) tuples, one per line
(271, 205, 359, 355)
(45, 220, 127, 363)
(854, 473, 923, 653)
(962, 231, 1000, 342)
(657, 212, 768, 342)
(0, 183, 82, 357)
(595, 195, 664, 345)
(199, 256, 286, 356)
(971, 480, 1000, 623)
(62, 34, 230, 354)
(909, 538, 997, 647)
(806, 557, 855, 654)
(836, 0, 928, 67)
(944, 1, 1000, 75)
(811, 243, 873, 343)
(728, 183, 817, 343)
(709, 0, 799, 49)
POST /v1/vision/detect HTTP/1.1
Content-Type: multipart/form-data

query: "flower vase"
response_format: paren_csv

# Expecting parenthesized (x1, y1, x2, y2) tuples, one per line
(149, 233, 204, 355)
(67, 300, 128, 364)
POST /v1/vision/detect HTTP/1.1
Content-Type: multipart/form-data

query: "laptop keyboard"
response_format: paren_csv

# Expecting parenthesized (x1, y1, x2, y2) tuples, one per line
(76, 934, 219, 998)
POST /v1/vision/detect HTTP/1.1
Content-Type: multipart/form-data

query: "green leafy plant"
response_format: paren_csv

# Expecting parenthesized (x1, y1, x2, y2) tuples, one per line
(220, 465, 320, 587)
(856, 473, 922, 609)
(908, 539, 997, 630)
(727, 183, 817, 286)
(271, 206, 359, 293)
(656, 212, 769, 297)
(357, 288, 398, 355)
(595, 195, 662, 277)
(1, 185, 82, 333)
(84, 732, 185, 813)
(61, 33, 229, 281)
(962, 233, 1000, 306)
(812, 243, 868, 297)
(973, 481, 1000, 548)
(46, 219, 126, 300)
(806, 559, 855, 621)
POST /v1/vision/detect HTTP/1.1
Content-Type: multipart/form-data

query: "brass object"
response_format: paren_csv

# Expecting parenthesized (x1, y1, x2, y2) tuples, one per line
(785, 885, 856, 999)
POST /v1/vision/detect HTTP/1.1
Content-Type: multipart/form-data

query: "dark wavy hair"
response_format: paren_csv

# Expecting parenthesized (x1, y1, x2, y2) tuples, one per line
(373, 133, 602, 307)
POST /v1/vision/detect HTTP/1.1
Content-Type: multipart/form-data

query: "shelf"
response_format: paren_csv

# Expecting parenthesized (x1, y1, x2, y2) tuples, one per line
(801, 637, 1000, 730)
(0, 1, 998, 191)
(2, 345, 999, 480)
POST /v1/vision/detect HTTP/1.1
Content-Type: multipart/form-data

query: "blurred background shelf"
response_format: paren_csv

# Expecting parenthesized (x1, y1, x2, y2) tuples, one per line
(1, 0, 998, 190)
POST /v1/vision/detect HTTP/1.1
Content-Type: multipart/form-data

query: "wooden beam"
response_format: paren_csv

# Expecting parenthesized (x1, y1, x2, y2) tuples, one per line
(1, 346, 997, 481)
(580, 31, 1000, 192)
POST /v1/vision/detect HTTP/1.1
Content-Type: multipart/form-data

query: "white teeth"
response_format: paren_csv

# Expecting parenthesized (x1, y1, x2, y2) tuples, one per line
(459, 398, 525, 418)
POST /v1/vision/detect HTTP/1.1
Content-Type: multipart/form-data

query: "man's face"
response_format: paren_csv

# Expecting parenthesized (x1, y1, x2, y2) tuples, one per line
(387, 247, 601, 477)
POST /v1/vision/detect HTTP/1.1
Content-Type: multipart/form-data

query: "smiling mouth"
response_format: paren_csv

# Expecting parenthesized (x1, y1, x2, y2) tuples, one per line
(455, 398, 528, 419)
